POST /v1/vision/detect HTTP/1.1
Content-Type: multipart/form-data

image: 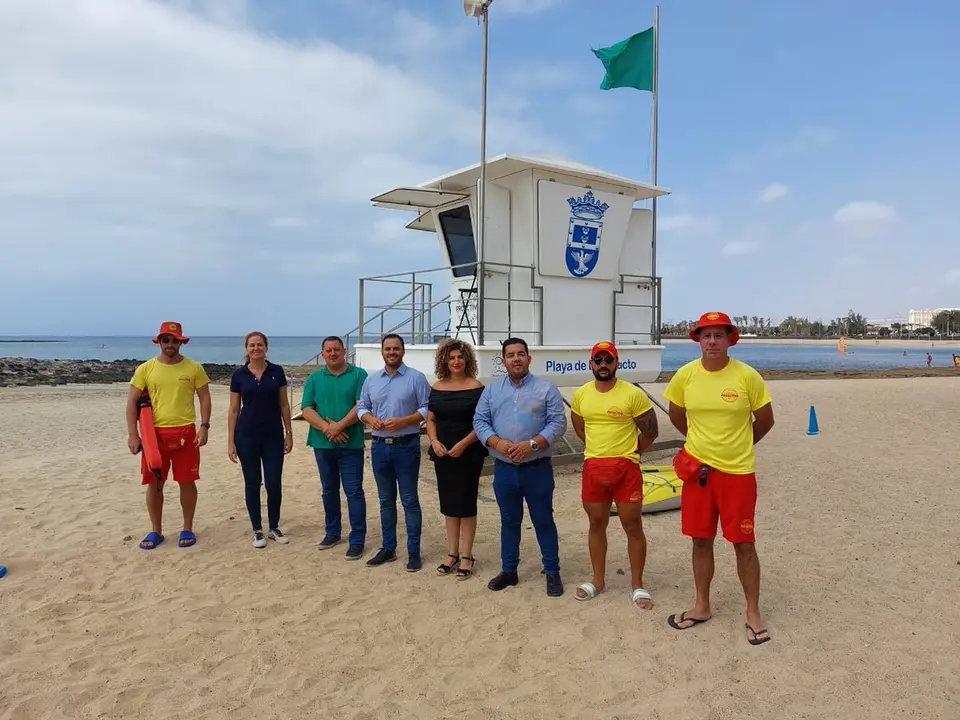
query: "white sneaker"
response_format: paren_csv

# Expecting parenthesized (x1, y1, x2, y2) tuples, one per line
(268, 528, 290, 544)
(253, 531, 267, 549)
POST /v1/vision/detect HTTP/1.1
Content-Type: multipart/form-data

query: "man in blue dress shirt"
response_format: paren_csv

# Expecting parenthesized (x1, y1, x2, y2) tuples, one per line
(357, 334, 432, 571)
(473, 337, 568, 596)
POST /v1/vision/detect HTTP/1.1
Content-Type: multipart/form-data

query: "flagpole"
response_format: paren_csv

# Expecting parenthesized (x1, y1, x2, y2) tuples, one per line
(477, 1, 490, 346)
(650, 4, 660, 343)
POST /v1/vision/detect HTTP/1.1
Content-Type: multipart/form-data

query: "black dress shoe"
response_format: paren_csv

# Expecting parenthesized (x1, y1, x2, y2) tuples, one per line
(406, 552, 422, 572)
(365, 548, 396, 566)
(487, 571, 519, 591)
(545, 573, 564, 597)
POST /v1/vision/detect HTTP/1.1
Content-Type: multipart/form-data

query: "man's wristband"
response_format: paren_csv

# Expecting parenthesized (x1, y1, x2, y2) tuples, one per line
(200, 422, 210, 429)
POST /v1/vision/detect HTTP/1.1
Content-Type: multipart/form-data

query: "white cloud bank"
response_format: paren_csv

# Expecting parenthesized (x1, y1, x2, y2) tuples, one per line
(833, 201, 898, 227)
(722, 241, 760, 256)
(0, 0, 551, 291)
(757, 183, 789, 204)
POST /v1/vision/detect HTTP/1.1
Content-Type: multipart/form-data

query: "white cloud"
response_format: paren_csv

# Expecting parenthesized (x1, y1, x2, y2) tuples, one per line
(757, 183, 789, 203)
(658, 214, 716, 233)
(722, 241, 761, 256)
(833, 201, 898, 229)
(0, 0, 551, 285)
(771, 125, 836, 157)
(271, 217, 306, 229)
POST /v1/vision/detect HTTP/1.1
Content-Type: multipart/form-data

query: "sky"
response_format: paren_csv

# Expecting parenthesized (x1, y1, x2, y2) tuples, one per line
(1, 0, 959, 335)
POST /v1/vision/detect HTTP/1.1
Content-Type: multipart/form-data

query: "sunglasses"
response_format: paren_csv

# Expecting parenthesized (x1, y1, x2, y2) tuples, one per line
(159, 336, 182, 345)
(592, 354, 616, 365)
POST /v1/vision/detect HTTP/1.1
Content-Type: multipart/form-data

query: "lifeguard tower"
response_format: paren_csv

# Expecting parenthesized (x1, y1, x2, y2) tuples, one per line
(337, 153, 670, 386)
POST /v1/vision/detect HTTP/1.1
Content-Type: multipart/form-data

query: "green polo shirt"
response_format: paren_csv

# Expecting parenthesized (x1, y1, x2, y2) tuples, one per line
(300, 364, 369, 450)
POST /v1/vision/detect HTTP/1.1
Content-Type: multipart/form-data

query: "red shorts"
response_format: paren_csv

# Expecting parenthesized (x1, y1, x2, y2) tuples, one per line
(675, 450, 756, 543)
(581, 457, 644, 505)
(141, 425, 201, 485)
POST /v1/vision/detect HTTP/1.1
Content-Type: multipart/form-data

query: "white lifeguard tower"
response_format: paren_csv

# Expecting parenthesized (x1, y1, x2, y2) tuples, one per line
(338, 153, 669, 386)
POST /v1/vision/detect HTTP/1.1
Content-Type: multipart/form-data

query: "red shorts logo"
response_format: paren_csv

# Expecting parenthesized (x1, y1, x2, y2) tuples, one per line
(721, 388, 740, 403)
(740, 519, 754, 535)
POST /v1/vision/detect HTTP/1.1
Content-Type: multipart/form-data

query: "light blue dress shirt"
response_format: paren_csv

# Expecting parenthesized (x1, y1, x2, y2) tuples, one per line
(356, 363, 431, 438)
(473, 372, 567, 463)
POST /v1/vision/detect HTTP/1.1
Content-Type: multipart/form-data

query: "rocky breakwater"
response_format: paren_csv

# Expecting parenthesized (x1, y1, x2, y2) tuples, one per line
(0, 358, 240, 388)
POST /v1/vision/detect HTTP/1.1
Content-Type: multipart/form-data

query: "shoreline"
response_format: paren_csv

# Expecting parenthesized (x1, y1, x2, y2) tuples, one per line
(663, 337, 960, 349)
(2, 357, 958, 388)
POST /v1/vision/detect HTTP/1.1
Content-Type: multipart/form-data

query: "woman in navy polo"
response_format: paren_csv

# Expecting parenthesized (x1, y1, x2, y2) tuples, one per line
(228, 331, 294, 548)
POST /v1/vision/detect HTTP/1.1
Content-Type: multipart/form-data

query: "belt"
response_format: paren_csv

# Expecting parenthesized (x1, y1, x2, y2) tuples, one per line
(372, 434, 419, 445)
(496, 455, 551, 468)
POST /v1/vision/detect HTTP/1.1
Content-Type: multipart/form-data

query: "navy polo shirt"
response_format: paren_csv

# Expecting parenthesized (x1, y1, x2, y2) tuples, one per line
(229, 361, 288, 436)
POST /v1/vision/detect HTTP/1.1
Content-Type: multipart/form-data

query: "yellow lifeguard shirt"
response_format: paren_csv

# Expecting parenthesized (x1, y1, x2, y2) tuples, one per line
(572, 379, 653, 464)
(663, 358, 772, 475)
(130, 357, 210, 428)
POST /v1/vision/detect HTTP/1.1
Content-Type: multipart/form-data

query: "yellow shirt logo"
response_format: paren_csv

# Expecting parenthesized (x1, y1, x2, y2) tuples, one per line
(720, 388, 739, 403)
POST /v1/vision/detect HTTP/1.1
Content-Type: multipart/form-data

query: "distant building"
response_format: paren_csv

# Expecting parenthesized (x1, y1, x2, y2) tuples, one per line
(908, 308, 960, 327)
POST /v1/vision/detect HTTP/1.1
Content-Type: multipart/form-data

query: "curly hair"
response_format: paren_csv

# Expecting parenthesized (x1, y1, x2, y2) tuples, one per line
(434, 338, 479, 380)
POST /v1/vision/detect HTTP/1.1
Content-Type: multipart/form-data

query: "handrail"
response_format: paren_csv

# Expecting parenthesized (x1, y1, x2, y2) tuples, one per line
(302, 260, 549, 365)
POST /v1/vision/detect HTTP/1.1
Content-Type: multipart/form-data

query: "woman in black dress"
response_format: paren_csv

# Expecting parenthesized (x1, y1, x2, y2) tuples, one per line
(425, 339, 486, 580)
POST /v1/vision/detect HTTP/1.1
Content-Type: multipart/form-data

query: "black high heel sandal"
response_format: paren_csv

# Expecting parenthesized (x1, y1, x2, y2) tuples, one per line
(456, 556, 475, 580)
(437, 554, 460, 574)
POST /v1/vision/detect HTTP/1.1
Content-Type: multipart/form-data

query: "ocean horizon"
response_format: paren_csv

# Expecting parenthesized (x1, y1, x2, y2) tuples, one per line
(1, 335, 956, 371)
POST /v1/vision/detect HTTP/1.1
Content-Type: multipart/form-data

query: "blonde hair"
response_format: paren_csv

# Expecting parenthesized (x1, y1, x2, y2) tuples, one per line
(244, 331, 268, 363)
(434, 338, 478, 380)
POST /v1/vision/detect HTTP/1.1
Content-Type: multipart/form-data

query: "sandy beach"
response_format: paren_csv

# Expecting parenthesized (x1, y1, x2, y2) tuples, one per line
(1, 377, 959, 719)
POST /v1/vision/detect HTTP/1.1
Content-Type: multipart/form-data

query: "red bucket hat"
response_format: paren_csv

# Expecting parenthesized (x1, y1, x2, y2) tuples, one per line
(590, 341, 619, 360)
(689, 312, 739, 346)
(152, 321, 190, 344)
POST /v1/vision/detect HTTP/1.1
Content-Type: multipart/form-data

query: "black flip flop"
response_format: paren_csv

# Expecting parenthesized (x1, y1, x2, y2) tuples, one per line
(745, 623, 771, 645)
(667, 611, 711, 630)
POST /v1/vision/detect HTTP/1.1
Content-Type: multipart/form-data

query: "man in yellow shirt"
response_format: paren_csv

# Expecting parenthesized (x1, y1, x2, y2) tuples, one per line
(125, 322, 212, 551)
(570, 341, 659, 612)
(663, 312, 775, 645)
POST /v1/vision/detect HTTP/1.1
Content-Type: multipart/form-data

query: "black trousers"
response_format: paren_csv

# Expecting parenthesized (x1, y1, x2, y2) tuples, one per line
(236, 432, 284, 531)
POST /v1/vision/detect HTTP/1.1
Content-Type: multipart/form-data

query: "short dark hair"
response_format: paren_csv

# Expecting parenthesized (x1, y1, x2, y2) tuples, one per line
(321, 336, 344, 350)
(501, 337, 528, 356)
(381, 333, 405, 349)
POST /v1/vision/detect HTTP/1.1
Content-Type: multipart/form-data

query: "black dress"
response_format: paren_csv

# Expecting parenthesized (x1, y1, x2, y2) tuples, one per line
(427, 386, 488, 518)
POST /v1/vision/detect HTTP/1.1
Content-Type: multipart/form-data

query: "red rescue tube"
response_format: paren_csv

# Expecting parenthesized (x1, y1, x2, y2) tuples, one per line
(137, 393, 163, 483)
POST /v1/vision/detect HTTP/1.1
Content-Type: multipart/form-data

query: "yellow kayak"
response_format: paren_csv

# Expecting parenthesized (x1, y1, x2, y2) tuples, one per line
(640, 465, 683, 514)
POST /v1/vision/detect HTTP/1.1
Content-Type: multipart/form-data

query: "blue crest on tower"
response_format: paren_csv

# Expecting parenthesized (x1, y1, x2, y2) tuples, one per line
(565, 190, 609, 278)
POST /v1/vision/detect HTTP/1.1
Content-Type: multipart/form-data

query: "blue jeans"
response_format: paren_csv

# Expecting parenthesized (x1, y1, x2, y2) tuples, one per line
(313, 448, 366, 546)
(236, 432, 285, 532)
(370, 439, 422, 554)
(492, 458, 560, 575)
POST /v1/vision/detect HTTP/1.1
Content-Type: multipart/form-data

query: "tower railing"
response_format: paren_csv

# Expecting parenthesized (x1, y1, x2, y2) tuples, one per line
(612, 273, 663, 345)
(300, 261, 544, 365)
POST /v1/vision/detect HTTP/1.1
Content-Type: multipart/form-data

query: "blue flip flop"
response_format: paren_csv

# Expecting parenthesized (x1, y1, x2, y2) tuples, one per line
(178, 530, 197, 548)
(0, 565, 7, 578)
(139, 532, 165, 550)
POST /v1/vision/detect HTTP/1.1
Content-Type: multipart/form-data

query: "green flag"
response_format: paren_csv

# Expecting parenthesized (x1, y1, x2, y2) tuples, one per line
(592, 27, 655, 92)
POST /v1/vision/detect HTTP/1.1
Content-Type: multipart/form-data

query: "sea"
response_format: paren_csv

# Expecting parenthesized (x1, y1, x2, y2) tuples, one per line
(0, 335, 954, 371)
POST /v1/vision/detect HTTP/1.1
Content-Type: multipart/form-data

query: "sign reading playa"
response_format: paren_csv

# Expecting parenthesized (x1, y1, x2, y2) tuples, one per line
(565, 190, 609, 278)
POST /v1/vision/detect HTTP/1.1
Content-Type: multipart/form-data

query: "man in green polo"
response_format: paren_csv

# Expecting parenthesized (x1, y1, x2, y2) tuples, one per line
(300, 336, 369, 560)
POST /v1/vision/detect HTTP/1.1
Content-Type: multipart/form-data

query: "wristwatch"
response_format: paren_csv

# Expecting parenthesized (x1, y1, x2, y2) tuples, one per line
(200, 422, 211, 429)
(529, 439, 539, 451)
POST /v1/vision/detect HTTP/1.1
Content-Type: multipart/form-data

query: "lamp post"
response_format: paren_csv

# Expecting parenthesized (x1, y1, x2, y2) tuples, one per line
(464, 0, 492, 345)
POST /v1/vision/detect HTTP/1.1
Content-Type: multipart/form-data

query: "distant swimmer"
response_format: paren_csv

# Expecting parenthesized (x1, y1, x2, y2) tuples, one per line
(125, 322, 211, 551)
(926, 353, 933, 367)
(663, 312, 776, 646)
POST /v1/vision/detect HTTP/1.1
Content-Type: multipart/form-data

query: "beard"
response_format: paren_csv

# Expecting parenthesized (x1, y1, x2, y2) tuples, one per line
(592, 367, 615, 381)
